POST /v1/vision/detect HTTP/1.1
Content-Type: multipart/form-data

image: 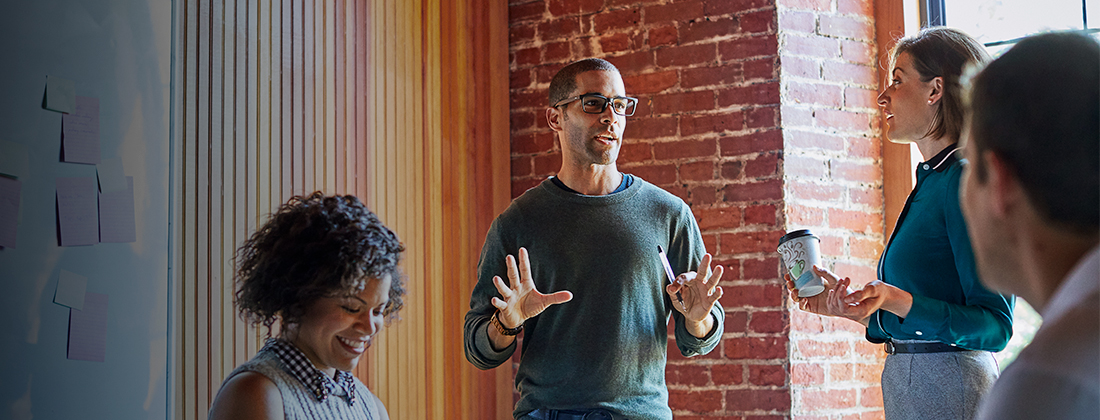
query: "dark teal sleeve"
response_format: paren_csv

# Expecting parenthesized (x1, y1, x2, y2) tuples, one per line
(670, 203, 724, 356)
(895, 166, 1014, 351)
(463, 217, 518, 369)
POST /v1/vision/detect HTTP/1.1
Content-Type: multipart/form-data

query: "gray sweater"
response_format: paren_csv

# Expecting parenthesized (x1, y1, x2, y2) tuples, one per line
(463, 176, 723, 420)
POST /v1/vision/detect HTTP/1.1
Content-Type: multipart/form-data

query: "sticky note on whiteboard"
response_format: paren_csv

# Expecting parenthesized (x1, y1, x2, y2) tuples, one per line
(67, 292, 108, 362)
(54, 269, 88, 310)
(44, 75, 76, 114)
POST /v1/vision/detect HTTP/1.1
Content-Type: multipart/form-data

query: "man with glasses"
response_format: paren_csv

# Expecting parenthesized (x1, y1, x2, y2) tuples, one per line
(464, 58, 725, 420)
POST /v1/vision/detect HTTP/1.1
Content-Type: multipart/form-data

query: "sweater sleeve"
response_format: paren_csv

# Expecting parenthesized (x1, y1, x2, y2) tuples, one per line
(669, 202, 724, 357)
(894, 167, 1015, 351)
(463, 217, 518, 369)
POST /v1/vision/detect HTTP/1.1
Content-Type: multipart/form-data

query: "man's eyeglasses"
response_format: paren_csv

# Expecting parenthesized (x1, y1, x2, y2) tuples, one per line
(553, 94, 638, 117)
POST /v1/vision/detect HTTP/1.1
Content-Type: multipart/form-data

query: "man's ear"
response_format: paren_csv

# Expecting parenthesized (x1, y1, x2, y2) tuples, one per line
(546, 107, 563, 132)
(984, 150, 1023, 219)
(928, 76, 944, 106)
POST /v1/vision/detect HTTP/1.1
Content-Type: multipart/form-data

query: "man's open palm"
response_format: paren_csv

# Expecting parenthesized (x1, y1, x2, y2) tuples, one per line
(491, 247, 573, 329)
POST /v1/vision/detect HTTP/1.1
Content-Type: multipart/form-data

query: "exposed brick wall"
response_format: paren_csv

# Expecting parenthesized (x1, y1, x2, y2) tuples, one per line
(508, 0, 885, 418)
(776, 0, 887, 417)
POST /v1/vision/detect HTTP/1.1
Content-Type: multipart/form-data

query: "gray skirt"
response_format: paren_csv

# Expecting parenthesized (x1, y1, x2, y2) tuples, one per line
(881, 340, 999, 420)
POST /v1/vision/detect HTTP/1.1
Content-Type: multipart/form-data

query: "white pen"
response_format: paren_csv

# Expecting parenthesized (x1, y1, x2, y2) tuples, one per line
(657, 245, 685, 309)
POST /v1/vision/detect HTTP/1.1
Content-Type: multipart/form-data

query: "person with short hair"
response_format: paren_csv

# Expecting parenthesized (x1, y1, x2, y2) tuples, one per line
(787, 27, 1015, 420)
(463, 58, 725, 420)
(961, 31, 1099, 420)
(208, 192, 406, 420)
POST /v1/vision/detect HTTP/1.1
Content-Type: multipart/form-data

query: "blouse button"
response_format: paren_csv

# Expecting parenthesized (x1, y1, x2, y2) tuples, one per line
(915, 331, 923, 336)
(922, 164, 930, 170)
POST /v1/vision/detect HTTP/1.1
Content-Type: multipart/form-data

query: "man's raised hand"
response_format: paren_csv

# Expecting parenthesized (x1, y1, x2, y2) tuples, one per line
(491, 247, 573, 329)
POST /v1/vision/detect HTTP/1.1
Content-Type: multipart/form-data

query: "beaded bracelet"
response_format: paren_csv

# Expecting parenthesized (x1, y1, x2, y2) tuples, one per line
(491, 311, 523, 336)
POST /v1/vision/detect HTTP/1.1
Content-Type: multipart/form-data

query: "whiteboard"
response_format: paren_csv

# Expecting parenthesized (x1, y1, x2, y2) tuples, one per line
(0, 0, 172, 419)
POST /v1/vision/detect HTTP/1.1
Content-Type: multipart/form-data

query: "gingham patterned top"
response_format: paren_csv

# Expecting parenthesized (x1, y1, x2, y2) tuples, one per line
(264, 338, 359, 406)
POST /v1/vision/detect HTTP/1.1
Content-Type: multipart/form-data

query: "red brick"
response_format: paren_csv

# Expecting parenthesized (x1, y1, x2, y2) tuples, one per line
(624, 70, 678, 94)
(681, 160, 716, 182)
(511, 69, 533, 90)
(631, 163, 678, 185)
(802, 388, 857, 411)
(854, 338, 885, 358)
(797, 339, 848, 358)
(599, 32, 632, 54)
(790, 308, 825, 333)
(701, 231, 718, 252)
(510, 1, 545, 22)
(682, 64, 744, 89)
(723, 310, 749, 334)
(828, 208, 878, 233)
(547, 0, 604, 17)
(845, 86, 879, 109)
(717, 82, 781, 107)
(573, 36, 598, 58)
(742, 256, 781, 280)
(832, 262, 878, 285)
(785, 34, 840, 58)
(514, 47, 541, 67)
(849, 236, 883, 260)
(543, 41, 572, 63)
(681, 112, 744, 137)
(744, 57, 778, 80)
(792, 362, 825, 385)
(719, 35, 778, 60)
(538, 16, 582, 42)
(511, 177, 542, 198)
(824, 61, 876, 84)
(712, 363, 745, 385)
(854, 363, 882, 383)
(834, 160, 881, 182)
(847, 135, 881, 158)
(749, 363, 788, 385)
(851, 186, 883, 207)
(744, 203, 777, 225)
(695, 205, 742, 230)
(654, 139, 717, 160)
(645, 0, 705, 25)
(828, 362, 855, 381)
(625, 116, 678, 140)
(740, 9, 776, 34)
(819, 235, 846, 257)
(841, 39, 876, 64)
(511, 131, 556, 154)
(593, 7, 641, 33)
(722, 178, 782, 202)
(816, 108, 873, 132)
(746, 106, 778, 128)
(648, 25, 678, 47)
(653, 90, 715, 115)
(719, 129, 782, 156)
(788, 82, 842, 108)
(726, 388, 792, 412)
(721, 160, 743, 179)
(680, 17, 739, 45)
(789, 180, 844, 203)
(788, 204, 826, 229)
(510, 23, 536, 46)
(780, 10, 815, 34)
(511, 110, 536, 132)
(781, 56, 821, 80)
(618, 141, 652, 164)
(532, 153, 562, 176)
(776, 0, 831, 11)
(860, 385, 884, 408)
(656, 43, 718, 68)
(666, 363, 711, 386)
(669, 389, 724, 413)
(719, 282, 784, 307)
(605, 50, 655, 74)
(744, 153, 779, 178)
(838, 0, 874, 16)
(512, 156, 532, 178)
(726, 335, 789, 359)
(536, 64, 562, 83)
(705, 0, 773, 15)
(819, 15, 874, 41)
(749, 311, 788, 334)
(689, 185, 719, 205)
(510, 89, 544, 110)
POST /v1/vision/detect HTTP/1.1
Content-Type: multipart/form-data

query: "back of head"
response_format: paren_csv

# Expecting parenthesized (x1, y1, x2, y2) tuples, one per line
(968, 32, 1100, 232)
(893, 27, 991, 141)
(548, 58, 620, 106)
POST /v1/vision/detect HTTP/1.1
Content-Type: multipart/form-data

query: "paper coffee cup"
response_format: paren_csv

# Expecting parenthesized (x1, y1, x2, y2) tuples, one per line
(777, 229, 825, 297)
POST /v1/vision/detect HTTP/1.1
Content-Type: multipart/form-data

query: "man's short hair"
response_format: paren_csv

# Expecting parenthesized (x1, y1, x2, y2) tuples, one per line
(548, 58, 620, 106)
(968, 32, 1099, 231)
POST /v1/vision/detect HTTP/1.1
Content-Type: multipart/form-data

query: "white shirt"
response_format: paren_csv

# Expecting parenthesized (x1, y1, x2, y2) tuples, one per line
(976, 246, 1100, 419)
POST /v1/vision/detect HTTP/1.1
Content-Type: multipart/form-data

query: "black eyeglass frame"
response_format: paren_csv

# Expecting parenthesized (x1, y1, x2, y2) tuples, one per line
(553, 93, 639, 117)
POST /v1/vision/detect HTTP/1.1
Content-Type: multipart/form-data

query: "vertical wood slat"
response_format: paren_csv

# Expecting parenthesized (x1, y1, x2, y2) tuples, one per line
(174, 0, 511, 418)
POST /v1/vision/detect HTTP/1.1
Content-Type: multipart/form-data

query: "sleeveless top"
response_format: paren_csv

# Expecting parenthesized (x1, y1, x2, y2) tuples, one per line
(217, 340, 384, 420)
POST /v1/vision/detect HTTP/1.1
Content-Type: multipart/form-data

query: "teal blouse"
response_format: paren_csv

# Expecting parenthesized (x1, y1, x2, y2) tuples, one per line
(867, 145, 1014, 351)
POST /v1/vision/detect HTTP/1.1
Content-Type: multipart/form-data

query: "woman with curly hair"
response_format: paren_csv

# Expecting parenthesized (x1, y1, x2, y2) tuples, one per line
(208, 192, 405, 420)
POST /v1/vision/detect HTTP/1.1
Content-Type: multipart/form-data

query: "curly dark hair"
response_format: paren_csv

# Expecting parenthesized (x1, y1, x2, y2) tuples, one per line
(234, 192, 406, 331)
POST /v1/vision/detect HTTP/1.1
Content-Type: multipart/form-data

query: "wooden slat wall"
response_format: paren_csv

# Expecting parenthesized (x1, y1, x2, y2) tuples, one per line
(172, 0, 510, 418)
